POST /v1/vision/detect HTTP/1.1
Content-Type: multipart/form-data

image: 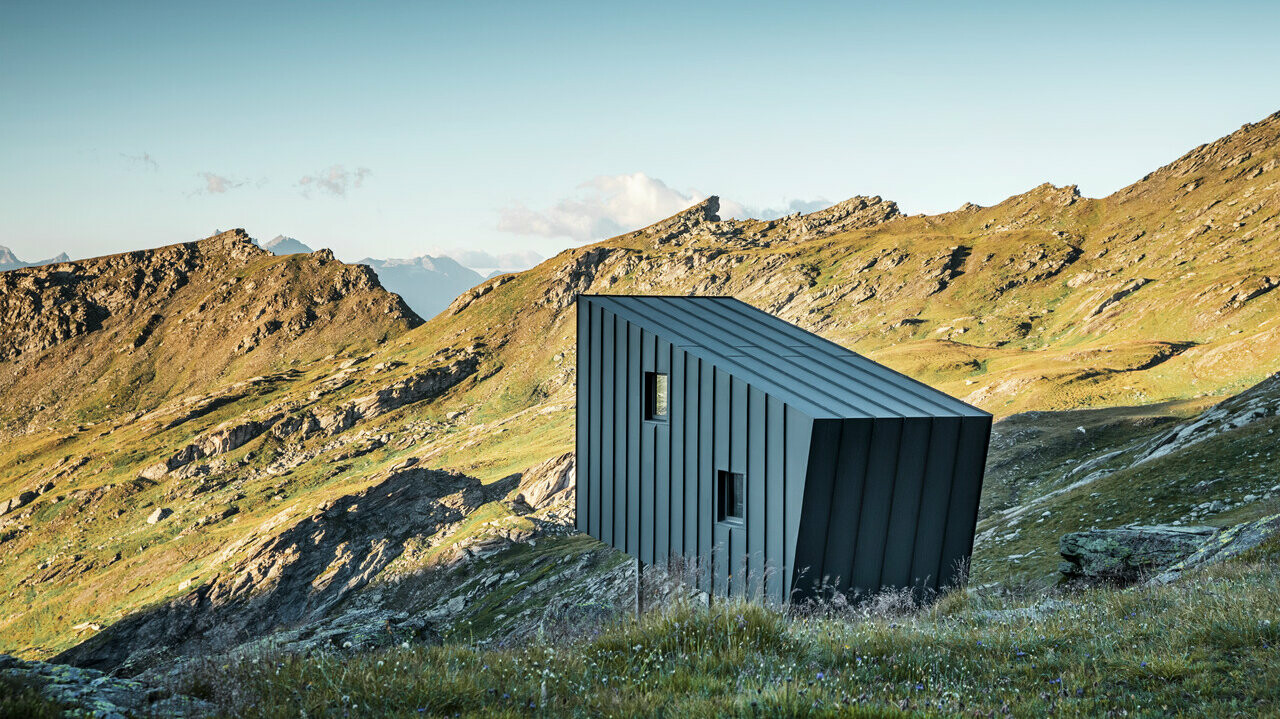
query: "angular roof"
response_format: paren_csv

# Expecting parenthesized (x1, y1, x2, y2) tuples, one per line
(579, 294, 988, 420)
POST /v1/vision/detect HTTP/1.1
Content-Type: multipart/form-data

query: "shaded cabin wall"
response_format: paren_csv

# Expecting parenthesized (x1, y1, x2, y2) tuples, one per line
(576, 300, 815, 603)
(791, 414, 992, 600)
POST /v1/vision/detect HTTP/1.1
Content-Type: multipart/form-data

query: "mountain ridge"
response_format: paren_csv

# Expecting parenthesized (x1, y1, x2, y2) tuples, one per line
(356, 255, 485, 319)
(0, 229, 421, 434)
(256, 235, 489, 318)
(0, 245, 71, 272)
(1, 109, 1280, 674)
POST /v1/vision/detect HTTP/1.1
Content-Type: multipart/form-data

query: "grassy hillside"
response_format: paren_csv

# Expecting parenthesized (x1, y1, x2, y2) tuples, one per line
(2, 110, 1280, 670)
(0, 229, 421, 434)
(974, 373, 1280, 585)
(175, 545, 1280, 717)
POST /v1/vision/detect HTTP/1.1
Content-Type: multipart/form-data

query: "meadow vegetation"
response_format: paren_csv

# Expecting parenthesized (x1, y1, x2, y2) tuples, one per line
(174, 544, 1280, 717)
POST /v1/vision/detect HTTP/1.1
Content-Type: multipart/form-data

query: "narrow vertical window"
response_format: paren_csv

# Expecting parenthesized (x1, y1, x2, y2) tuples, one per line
(717, 470, 744, 523)
(645, 371, 668, 421)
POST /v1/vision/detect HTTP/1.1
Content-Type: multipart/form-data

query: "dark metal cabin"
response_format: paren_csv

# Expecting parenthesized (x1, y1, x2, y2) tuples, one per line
(575, 295, 991, 603)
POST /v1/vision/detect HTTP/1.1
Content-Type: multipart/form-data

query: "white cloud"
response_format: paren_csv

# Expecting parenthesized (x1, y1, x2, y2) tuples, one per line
(497, 172, 711, 242)
(438, 248, 544, 272)
(497, 172, 834, 241)
(122, 152, 158, 171)
(198, 172, 243, 194)
(299, 166, 371, 197)
(719, 197, 834, 220)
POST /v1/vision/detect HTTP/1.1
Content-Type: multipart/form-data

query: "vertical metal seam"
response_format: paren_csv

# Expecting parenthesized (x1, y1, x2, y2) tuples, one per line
(904, 418, 935, 592)
(960, 417, 993, 587)
(624, 318, 630, 555)
(669, 347, 677, 566)
(931, 421, 964, 587)
(818, 419, 845, 590)
(695, 357, 703, 588)
(850, 419, 876, 595)
(593, 304, 601, 539)
(762, 388, 768, 600)
(727, 371, 732, 596)
(575, 301, 582, 531)
(870, 419, 905, 592)
(781, 403, 788, 598)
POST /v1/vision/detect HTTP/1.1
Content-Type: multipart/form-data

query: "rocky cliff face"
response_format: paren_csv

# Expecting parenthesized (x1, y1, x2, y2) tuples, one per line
(0, 230, 421, 433)
(54, 465, 501, 672)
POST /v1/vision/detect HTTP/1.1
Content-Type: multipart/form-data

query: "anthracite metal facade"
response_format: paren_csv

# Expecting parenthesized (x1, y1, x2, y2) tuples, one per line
(575, 295, 991, 603)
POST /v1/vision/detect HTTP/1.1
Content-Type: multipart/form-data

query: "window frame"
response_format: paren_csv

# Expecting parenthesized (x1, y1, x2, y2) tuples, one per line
(716, 469, 745, 525)
(644, 371, 669, 423)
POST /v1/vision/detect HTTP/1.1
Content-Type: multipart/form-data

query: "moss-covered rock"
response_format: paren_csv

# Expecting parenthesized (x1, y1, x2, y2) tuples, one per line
(1059, 525, 1216, 581)
(1154, 513, 1280, 583)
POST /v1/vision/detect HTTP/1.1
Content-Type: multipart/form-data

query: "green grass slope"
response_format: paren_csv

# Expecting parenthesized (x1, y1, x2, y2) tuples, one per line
(3, 110, 1280, 668)
(176, 550, 1280, 717)
(973, 373, 1280, 585)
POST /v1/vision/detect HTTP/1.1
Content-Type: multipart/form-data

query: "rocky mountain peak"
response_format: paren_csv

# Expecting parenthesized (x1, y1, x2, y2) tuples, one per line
(1114, 112, 1280, 201)
(197, 229, 266, 263)
(0, 246, 73, 272)
(0, 229, 420, 431)
(263, 235, 314, 255)
(1019, 182, 1081, 205)
(685, 195, 721, 223)
(779, 195, 902, 238)
(640, 196, 722, 244)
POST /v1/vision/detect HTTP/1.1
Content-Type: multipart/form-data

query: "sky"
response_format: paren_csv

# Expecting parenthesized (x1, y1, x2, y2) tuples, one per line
(2, 1, 1279, 272)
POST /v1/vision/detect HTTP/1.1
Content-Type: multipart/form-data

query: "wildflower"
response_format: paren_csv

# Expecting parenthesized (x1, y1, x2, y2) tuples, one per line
(915, 683, 924, 690)
(817, 672, 825, 680)
(1140, 661, 1148, 668)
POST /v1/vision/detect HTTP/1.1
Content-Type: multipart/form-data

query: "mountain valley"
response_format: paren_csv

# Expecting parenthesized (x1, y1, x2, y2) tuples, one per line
(3, 111, 1280, 715)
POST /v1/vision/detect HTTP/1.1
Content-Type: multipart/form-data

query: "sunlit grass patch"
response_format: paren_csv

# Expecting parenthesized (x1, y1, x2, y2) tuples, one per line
(175, 555, 1280, 717)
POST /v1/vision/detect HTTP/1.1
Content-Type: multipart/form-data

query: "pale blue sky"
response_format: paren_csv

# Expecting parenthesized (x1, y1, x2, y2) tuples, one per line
(2, 1, 1278, 269)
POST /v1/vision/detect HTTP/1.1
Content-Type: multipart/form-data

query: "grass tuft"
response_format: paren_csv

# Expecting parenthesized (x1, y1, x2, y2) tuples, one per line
(174, 557, 1280, 717)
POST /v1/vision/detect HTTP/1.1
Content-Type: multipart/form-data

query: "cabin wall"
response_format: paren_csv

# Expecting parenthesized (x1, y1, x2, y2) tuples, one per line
(791, 414, 993, 600)
(576, 300, 814, 603)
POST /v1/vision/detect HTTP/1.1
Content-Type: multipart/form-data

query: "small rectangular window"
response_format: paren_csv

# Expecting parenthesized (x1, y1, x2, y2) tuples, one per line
(645, 372, 668, 421)
(717, 470, 744, 523)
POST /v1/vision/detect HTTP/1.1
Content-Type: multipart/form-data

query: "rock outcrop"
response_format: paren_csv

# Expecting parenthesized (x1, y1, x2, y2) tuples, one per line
(268, 354, 480, 442)
(0, 229, 423, 434)
(772, 195, 901, 240)
(1152, 513, 1280, 584)
(0, 653, 209, 718)
(1059, 525, 1215, 581)
(0, 231, 258, 362)
(142, 415, 283, 479)
(1060, 514, 1280, 583)
(508, 452, 575, 512)
(55, 466, 502, 673)
(0, 490, 36, 515)
(1129, 372, 1280, 466)
(146, 507, 172, 525)
(643, 196, 721, 244)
